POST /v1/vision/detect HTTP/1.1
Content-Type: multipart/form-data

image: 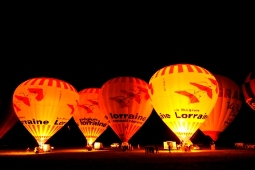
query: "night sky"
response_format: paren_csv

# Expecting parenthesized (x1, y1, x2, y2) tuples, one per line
(0, 12, 254, 148)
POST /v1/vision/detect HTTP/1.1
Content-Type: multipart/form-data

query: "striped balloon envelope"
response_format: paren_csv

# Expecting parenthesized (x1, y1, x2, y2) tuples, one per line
(73, 88, 108, 146)
(12, 77, 79, 146)
(242, 71, 255, 111)
(200, 74, 242, 141)
(99, 77, 153, 143)
(148, 64, 219, 143)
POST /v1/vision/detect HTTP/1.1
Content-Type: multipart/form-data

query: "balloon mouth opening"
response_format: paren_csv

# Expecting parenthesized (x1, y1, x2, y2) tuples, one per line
(178, 135, 192, 143)
(120, 136, 129, 143)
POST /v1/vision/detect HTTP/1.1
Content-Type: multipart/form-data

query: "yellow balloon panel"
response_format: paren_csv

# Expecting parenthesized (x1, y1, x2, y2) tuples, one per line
(12, 78, 79, 145)
(99, 77, 153, 142)
(148, 64, 218, 142)
(200, 75, 242, 141)
(73, 88, 108, 145)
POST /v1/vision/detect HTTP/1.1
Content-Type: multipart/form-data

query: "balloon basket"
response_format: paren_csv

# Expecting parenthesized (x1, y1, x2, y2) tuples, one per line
(86, 145, 93, 151)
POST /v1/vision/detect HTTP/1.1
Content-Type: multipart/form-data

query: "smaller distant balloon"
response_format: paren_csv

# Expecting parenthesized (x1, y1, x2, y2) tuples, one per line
(200, 75, 242, 141)
(73, 88, 108, 146)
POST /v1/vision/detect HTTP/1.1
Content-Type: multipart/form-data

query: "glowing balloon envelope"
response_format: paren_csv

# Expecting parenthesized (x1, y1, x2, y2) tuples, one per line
(200, 74, 242, 141)
(242, 71, 255, 111)
(12, 77, 79, 146)
(99, 76, 153, 143)
(73, 88, 108, 145)
(148, 64, 219, 142)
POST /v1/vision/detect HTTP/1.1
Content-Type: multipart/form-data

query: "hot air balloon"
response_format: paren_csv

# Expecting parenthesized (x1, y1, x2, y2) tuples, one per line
(0, 102, 18, 140)
(242, 71, 255, 111)
(12, 77, 79, 146)
(200, 74, 242, 142)
(148, 64, 218, 143)
(99, 77, 153, 146)
(73, 88, 108, 146)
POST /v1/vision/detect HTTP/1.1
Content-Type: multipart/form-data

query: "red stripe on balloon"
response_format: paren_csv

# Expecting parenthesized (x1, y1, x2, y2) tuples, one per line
(20, 78, 76, 92)
(186, 64, 194, 72)
(62, 81, 68, 89)
(68, 84, 75, 91)
(30, 78, 39, 85)
(154, 70, 160, 78)
(39, 78, 46, 85)
(161, 67, 167, 75)
(193, 65, 203, 73)
(56, 80, 61, 87)
(48, 79, 53, 86)
(202, 68, 210, 74)
(177, 64, 184, 73)
(23, 79, 32, 85)
(167, 65, 173, 74)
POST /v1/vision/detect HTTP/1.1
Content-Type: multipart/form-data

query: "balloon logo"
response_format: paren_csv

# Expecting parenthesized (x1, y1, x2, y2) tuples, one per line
(99, 77, 153, 143)
(12, 77, 79, 146)
(148, 64, 219, 142)
(242, 71, 255, 111)
(200, 75, 242, 141)
(73, 88, 108, 145)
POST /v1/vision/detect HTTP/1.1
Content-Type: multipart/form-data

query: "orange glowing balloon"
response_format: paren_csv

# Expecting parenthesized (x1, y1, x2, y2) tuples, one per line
(73, 88, 108, 145)
(99, 77, 153, 143)
(0, 104, 18, 139)
(242, 71, 255, 111)
(12, 77, 79, 146)
(200, 75, 242, 141)
(148, 64, 219, 142)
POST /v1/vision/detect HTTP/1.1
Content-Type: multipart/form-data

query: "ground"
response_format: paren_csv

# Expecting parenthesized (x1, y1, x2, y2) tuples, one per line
(1, 147, 255, 169)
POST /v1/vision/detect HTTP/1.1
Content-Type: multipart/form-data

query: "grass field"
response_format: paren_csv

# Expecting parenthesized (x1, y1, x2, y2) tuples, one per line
(1, 147, 255, 170)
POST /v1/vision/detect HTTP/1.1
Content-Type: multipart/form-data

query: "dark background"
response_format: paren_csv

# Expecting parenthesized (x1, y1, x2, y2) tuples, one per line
(0, 8, 254, 148)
